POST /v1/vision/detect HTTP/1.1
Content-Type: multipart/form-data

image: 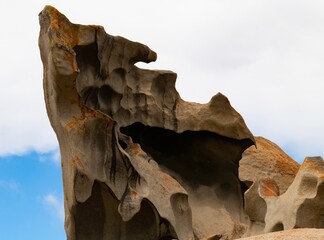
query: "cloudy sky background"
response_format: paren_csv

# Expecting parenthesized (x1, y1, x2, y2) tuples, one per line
(0, 1, 323, 239)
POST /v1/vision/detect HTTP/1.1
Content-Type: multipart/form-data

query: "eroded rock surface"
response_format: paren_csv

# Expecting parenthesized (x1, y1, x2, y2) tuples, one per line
(244, 178, 280, 235)
(39, 6, 255, 240)
(239, 136, 299, 194)
(244, 157, 324, 236)
(263, 156, 324, 233)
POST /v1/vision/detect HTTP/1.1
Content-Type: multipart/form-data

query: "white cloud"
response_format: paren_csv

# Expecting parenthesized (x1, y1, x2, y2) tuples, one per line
(0, 179, 22, 193)
(43, 193, 64, 221)
(51, 150, 61, 164)
(0, 1, 323, 162)
(38, 149, 61, 166)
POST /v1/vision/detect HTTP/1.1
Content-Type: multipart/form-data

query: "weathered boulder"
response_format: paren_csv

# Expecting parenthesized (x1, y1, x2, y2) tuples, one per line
(239, 136, 299, 194)
(239, 228, 324, 240)
(39, 6, 255, 240)
(263, 156, 324, 233)
(243, 157, 324, 236)
(244, 178, 280, 235)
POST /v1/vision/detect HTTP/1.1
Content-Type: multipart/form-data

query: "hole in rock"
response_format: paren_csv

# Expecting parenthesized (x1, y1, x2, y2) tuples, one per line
(74, 42, 100, 79)
(118, 140, 128, 150)
(74, 43, 124, 114)
(271, 222, 284, 232)
(120, 122, 253, 195)
(74, 181, 177, 240)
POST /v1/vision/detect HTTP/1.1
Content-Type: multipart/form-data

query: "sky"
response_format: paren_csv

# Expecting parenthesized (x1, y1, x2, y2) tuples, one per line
(0, 1, 323, 239)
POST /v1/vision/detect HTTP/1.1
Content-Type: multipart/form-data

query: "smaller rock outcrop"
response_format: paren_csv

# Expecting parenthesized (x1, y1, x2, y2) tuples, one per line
(244, 178, 280, 235)
(263, 156, 324, 233)
(239, 136, 299, 194)
(244, 157, 324, 235)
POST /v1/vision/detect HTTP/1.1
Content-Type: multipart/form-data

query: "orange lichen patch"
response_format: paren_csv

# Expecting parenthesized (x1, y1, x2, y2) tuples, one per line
(44, 6, 79, 74)
(301, 157, 324, 178)
(275, 160, 299, 175)
(128, 144, 143, 155)
(65, 106, 99, 131)
(300, 159, 318, 175)
(43, 5, 80, 49)
(131, 190, 138, 197)
(43, 6, 97, 59)
(319, 172, 324, 178)
(65, 104, 111, 131)
(80, 105, 100, 118)
(65, 116, 85, 131)
(71, 156, 85, 171)
(160, 173, 181, 188)
(259, 179, 280, 197)
(69, 156, 85, 176)
(305, 157, 323, 167)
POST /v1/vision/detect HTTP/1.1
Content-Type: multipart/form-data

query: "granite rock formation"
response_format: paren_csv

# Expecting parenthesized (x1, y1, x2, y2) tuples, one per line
(39, 6, 324, 240)
(244, 157, 324, 235)
(244, 178, 280, 235)
(263, 156, 324, 233)
(39, 6, 255, 240)
(239, 136, 299, 194)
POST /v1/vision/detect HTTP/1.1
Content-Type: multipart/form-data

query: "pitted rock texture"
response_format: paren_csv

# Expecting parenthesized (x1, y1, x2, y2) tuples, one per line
(39, 6, 255, 240)
(244, 157, 324, 236)
(263, 156, 324, 233)
(239, 136, 299, 194)
(244, 178, 280, 235)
